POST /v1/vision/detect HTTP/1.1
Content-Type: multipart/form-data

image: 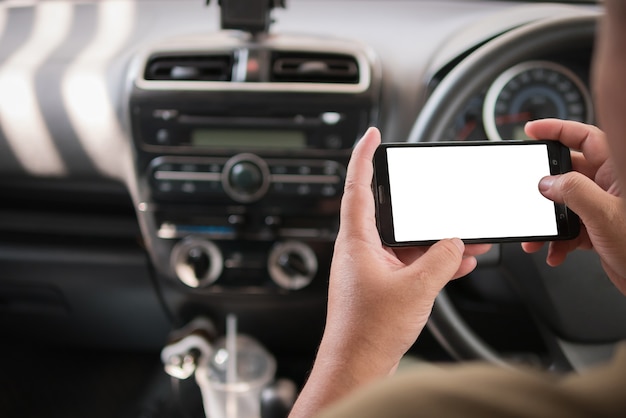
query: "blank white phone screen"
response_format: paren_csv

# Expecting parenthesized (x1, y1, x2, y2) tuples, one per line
(386, 144, 557, 242)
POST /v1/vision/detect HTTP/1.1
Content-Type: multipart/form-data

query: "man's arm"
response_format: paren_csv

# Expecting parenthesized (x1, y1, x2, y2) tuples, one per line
(593, 0, 626, 186)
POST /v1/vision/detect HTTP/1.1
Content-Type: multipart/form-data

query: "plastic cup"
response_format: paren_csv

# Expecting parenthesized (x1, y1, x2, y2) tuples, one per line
(196, 334, 276, 418)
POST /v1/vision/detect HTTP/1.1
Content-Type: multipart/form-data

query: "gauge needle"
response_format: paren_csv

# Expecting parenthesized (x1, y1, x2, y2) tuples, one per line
(457, 120, 477, 141)
(495, 111, 532, 126)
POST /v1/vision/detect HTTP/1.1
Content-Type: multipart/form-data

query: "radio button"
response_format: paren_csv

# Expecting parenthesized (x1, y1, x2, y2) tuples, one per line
(157, 180, 174, 193)
(156, 128, 170, 145)
(297, 184, 311, 196)
(324, 134, 343, 149)
(272, 183, 298, 195)
(181, 182, 196, 193)
(157, 163, 174, 172)
(271, 165, 288, 175)
(272, 182, 285, 193)
(321, 185, 339, 197)
(227, 214, 246, 226)
(181, 163, 198, 172)
(323, 165, 339, 176)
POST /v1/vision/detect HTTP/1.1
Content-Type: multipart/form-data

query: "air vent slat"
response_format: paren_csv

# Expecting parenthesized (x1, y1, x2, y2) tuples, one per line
(144, 55, 234, 82)
(271, 52, 359, 84)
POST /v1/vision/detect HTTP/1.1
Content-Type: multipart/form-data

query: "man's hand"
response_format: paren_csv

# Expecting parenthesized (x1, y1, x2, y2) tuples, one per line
(523, 119, 626, 293)
(288, 128, 491, 417)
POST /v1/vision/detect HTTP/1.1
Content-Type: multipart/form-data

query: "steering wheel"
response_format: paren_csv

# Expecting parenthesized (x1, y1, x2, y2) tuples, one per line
(407, 13, 626, 372)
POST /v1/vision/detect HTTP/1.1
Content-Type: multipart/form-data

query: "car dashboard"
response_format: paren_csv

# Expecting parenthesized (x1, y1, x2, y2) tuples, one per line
(0, 1, 613, 417)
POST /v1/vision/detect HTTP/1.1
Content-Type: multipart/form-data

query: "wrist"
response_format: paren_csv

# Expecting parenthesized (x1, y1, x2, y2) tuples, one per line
(289, 331, 398, 418)
(312, 329, 399, 389)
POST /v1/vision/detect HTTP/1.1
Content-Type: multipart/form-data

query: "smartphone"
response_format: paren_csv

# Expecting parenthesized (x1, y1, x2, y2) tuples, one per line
(373, 140, 580, 246)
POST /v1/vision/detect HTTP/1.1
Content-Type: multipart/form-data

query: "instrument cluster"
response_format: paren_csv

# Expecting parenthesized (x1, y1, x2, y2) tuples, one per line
(444, 56, 593, 142)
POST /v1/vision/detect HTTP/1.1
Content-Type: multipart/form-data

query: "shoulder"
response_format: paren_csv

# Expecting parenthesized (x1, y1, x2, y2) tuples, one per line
(315, 352, 626, 418)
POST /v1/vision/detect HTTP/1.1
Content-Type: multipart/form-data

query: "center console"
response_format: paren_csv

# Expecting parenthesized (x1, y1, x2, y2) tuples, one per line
(127, 29, 381, 339)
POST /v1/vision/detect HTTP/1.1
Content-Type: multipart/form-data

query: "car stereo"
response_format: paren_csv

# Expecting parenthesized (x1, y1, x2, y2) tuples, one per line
(137, 106, 364, 204)
(128, 33, 381, 294)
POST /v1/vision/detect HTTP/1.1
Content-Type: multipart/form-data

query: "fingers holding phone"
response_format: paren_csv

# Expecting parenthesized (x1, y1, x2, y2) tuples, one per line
(521, 119, 626, 292)
(524, 119, 616, 191)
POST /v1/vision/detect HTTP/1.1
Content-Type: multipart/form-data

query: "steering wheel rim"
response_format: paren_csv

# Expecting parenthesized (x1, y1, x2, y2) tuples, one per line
(406, 13, 626, 371)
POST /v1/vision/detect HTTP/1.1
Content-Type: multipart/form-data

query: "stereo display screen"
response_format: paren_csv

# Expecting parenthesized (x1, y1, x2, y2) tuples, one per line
(191, 129, 307, 149)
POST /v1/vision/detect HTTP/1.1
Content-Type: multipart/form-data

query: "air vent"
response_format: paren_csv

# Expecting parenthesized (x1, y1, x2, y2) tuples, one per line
(144, 54, 234, 81)
(271, 52, 359, 84)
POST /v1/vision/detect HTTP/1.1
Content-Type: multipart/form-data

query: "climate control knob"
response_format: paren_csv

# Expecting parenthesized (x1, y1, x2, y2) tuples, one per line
(171, 237, 223, 288)
(268, 241, 318, 290)
(222, 153, 270, 203)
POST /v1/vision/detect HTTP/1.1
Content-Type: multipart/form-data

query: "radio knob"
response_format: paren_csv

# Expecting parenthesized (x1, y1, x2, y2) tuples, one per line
(171, 238, 223, 288)
(229, 161, 263, 195)
(268, 241, 318, 290)
(222, 154, 270, 203)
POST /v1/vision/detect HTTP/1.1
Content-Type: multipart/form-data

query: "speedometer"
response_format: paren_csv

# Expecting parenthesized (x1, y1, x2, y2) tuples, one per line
(483, 61, 593, 141)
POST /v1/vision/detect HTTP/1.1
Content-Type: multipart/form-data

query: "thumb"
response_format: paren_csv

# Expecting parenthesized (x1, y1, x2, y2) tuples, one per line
(539, 172, 613, 223)
(407, 238, 465, 294)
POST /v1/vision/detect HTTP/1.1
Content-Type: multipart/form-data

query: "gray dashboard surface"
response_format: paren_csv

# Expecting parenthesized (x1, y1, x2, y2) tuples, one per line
(0, 0, 596, 183)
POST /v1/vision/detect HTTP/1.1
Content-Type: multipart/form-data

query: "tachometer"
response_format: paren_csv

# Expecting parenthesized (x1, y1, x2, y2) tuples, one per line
(483, 61, 593, 141)
(446, 95, 488, 141)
